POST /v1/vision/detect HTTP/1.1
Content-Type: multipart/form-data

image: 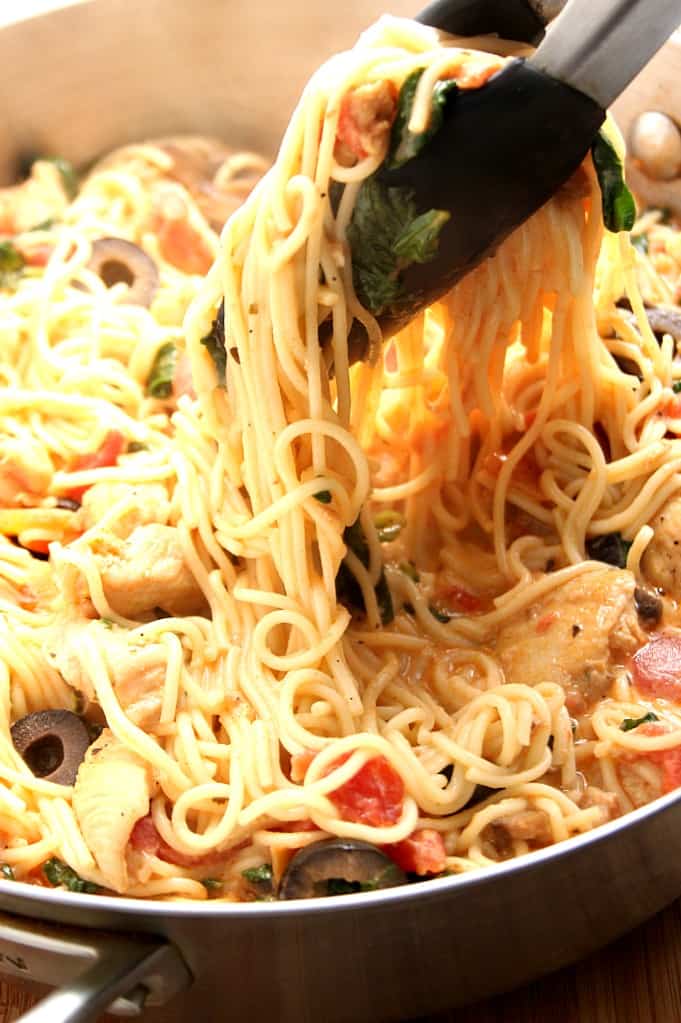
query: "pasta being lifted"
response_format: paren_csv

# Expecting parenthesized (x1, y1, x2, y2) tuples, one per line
(1, 16, 681, 900)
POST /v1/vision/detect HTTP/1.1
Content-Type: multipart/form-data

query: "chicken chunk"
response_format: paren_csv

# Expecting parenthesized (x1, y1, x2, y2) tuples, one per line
(493, 809, 552, 847)
(494, 568, 646, 711)
(73, 729, 151, 892)
(93, 523, 206, 619)
(81, 481, 170, 537)
(334, 81, 398, 166)
(579, 785, 620, 823)
(50, 621, 167, 727)
(642, 494, 681, 597)
(0, 436, 52, 506)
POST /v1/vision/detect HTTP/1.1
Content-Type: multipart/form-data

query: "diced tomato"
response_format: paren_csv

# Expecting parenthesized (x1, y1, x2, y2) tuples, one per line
(17, 241, 53, 267)
(329, 755, 404, 827)
(66, 430, 125, 501)
(153, 209, 213, 276)
(383, 828, 446, 876)
(335, 81, 398, 162)
(23, 538, 50, 556)
(630, 724, 681, 794)
(659, 748, 681, 793)
(337, 93, 369, 160)
(435, 584, 484, 615)
(666, 395, 681, 419)
(129, 814, 224, 868)
(172, 352, 196, 400)
(536, 611, 559, 634)
(632, 633, 681, 702)
(442, 54, 505, 90)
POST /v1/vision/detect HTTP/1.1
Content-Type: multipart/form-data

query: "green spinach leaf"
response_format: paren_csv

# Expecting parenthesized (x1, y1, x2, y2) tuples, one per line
(0, 241, 25, 287)
(620, 711, 659, 732)
(346, 178, 449, 317)
(200, 302, 227, 386)
(387, 69, 459, 170)
(336, 517, 394, 625)
(591, 131, 636, 233)
(147, 342, 177, 399)
(43, 858, 99, 894)
(585, 531, 632, 569)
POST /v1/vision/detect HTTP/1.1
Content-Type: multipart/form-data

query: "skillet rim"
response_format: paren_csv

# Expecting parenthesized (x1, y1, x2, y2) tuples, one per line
(3, 781, 679, 917)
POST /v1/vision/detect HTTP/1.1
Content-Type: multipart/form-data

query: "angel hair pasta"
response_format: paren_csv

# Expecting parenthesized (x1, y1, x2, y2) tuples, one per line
(1, 17, 681, 901)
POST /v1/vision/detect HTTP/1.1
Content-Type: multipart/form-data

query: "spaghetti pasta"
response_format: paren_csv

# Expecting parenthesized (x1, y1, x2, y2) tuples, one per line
(1, 16, 681, 900)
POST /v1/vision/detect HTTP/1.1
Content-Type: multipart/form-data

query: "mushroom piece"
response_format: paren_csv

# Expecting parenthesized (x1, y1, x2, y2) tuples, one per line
(278, 838, 406, 900)
(88, 238, 159, 307)
(11, 710, 91, 786)
(644, 305, 681, 344)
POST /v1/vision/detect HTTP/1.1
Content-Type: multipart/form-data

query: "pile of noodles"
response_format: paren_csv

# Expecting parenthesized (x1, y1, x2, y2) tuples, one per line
(1, 15, 681, 899)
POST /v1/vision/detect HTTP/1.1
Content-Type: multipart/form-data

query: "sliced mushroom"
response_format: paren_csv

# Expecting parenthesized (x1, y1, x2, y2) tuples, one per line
(278, 838, 406, 900)
(614, 299, 681, 345)
(11, 710, 91, 786)
(644, 306, 681, 344)
(88, 238, 159, 307)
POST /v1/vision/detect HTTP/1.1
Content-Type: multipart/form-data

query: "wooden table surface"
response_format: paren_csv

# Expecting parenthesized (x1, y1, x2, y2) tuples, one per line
(3, 898, 681, 1022)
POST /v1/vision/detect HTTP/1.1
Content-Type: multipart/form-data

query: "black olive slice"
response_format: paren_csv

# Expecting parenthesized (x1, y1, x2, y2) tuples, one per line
(11, 710, 91, 786)
(88, 238, 159, 308)
(634, 585, 663, 626)
(278, 838, 406, 900)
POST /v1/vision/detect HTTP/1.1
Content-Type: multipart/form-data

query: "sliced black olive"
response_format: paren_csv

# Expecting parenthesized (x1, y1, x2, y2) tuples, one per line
(278, 838, 406, 900)
(634, 585, 663, 626)
(88, 238, 159, 308)
(11, 710, 91, 786)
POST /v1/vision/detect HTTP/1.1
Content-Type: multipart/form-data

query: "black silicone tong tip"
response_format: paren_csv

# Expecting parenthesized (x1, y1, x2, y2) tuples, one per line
(336, 0, 604, 361)
(372, 61, 604, 339)
(415, 0, 546, 45)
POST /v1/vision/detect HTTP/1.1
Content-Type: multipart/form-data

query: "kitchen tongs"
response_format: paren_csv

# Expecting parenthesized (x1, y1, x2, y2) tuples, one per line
(358, 0, 681, 343)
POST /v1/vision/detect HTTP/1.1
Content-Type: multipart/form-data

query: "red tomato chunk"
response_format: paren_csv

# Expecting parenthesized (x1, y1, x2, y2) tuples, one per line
(130, 814, 224, 868)
(632, 633, 681, 702)
(67, 430, 125, 501)
(636, 723, 681, 794)
(329, 755, 404, 827)
(383, 828, 446, 875)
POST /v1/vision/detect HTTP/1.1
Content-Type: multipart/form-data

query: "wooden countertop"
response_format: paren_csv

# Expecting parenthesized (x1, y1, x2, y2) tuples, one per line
(3, 897, 681, 1022)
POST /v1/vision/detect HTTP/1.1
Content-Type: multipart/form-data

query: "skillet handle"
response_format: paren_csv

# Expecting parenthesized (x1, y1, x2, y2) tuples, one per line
(0, 911, 191, 1021)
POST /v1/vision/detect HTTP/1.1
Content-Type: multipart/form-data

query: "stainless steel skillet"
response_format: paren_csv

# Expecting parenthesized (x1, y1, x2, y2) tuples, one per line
(1, 2, 681, 1021)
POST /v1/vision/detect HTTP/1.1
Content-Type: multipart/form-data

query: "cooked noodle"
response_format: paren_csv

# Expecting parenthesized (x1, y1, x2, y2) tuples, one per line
(1, 16, 681, 900)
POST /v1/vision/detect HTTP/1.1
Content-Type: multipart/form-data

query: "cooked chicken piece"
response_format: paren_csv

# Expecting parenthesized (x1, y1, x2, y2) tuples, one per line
(81, 481, 170, 537)
(92, 523, 206, 619)
(493, 809, 552, 846)
(334, 81, 398, 167)
(50, 621, 167, 727)
(642, 494, 681, 597)
(494, 568, 646, 710)
(73, 729, 151, 892)
(0, 436, 52, 506)
(579, 785, 620, 822)
(0, 160, 69, 234)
